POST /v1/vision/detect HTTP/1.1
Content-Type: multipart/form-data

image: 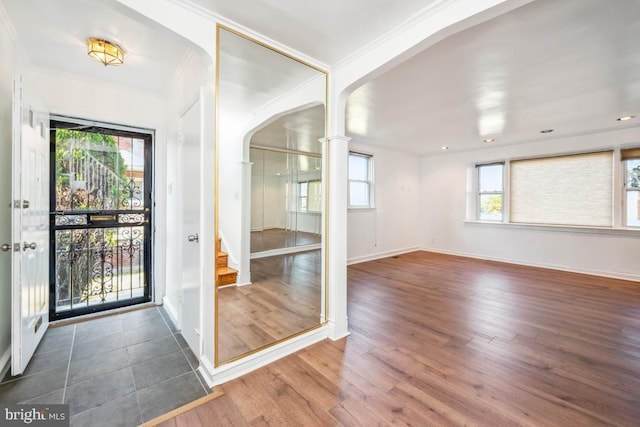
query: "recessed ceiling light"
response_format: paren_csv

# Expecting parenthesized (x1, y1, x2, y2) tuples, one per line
(483, 138, 495, 143)
(617, 115, 635, 121)
(540, 129, 554, 133)
(441, 146, 449, 150)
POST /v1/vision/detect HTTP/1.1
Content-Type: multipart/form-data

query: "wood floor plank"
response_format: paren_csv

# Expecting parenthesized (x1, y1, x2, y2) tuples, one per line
(194, 394, 251, 427)
(159, 251, 640, 426)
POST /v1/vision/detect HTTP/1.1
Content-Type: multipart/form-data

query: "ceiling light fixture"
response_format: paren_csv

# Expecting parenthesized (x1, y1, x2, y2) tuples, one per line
(483, 138, 495, 143)
(441, 146, 449, 150)
(540, 129, 554, 133)
(87, 38, 124, 66)
(617, 115, 635, 122)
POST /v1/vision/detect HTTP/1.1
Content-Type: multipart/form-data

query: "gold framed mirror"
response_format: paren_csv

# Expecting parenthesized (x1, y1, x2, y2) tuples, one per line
(214, 25, 328, 366)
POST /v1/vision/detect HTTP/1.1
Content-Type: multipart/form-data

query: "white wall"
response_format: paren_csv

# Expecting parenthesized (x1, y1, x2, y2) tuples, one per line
(295, 213, 322, 234)
(163, 51, 211, 328)
(27, 69, 166, 129)
(347, 142, 422, 263)
(421, 127, 640, 281)
(218, 119, 245, 265)
(251, 175, 286, 231)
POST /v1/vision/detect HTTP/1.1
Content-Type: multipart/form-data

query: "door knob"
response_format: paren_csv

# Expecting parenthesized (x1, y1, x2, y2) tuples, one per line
(1, 243, 11, 252)
(187, 234, 199, 243)
(23, 241, 37, 251)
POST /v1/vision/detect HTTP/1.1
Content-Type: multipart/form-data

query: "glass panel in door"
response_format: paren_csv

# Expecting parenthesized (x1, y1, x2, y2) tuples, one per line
(50, 121, 152, 320)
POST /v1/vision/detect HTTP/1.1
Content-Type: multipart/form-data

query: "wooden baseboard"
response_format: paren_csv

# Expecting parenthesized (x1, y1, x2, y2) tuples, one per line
(138, 388, 224, 427)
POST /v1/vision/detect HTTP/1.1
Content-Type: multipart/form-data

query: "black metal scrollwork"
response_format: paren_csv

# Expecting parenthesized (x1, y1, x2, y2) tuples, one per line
(86, 242, 114, 302)
(118, 213, 145, 224)
(55, 215, 88, 226)
(121, 178, 143, 209)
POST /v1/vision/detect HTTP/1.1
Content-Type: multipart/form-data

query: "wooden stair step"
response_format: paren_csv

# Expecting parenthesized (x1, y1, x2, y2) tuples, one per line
(217, 266, 238, 286)
(217, 251, 228, 267)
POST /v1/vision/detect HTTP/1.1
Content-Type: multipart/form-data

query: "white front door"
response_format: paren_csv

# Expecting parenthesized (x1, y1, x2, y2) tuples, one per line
(11, 75, 50, 375)
(179, 93, 202, 359)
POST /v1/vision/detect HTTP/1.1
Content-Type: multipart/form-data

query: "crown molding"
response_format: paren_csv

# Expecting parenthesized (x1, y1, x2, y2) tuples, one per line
(168, 0, 329, 70)
(332, 0, 454, 71)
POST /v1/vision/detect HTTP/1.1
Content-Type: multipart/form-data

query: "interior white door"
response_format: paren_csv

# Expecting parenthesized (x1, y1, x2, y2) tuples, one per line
(11, 75, 50, 375)
(179, 93, 202, 359)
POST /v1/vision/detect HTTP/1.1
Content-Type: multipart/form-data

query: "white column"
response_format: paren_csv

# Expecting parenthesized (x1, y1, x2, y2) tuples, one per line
(326, 135, 350, 340)
(237, 161, 253, 285)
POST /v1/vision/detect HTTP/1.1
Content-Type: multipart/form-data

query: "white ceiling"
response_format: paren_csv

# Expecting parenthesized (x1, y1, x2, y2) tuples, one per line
(218, 27, 324, 117)
(187, 0, 441, 65)
(3, 0, 638, 157)
(250, 105, 325, 154)
(345, 0, 640, 155)
(1, 0, 200, 96)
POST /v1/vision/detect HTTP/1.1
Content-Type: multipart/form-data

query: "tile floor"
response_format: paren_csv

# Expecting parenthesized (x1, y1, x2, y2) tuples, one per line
(0, 306, 209, 427)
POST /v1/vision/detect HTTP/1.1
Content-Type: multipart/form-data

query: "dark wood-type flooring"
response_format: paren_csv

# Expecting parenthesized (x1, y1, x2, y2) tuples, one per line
(161, 251, 640, 426)
(218, 250, 322, 363)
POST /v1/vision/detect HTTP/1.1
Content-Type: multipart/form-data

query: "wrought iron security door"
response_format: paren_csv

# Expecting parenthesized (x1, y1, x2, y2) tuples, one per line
(49, 120, 152, 320)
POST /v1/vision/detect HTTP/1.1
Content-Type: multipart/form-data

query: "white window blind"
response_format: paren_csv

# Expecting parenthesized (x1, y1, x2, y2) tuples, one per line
(510, 151, 613, 226)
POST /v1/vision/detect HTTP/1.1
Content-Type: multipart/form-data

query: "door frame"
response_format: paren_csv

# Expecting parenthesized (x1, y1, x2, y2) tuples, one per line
(48, 115, 155, 320)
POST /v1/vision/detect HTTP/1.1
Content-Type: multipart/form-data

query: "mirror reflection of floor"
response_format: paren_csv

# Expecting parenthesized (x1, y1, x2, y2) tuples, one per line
(217, 249, 322, 363)
(250, 229, 320, 253)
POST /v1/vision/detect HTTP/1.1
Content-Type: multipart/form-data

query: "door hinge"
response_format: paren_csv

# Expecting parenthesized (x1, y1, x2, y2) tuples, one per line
(13, 243, 20, 252)
(35, 316, 43, 333)
(11, 200, 29, 209)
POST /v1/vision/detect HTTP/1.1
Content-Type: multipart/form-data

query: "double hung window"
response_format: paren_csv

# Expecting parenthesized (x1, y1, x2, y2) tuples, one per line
(477, 163, 504, 221)
(623, 148, 640, 227)
(299, 180, 322, 212)
(348, 152, 374, 208)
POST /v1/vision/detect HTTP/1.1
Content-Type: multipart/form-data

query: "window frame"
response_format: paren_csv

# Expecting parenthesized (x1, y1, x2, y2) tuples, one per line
(622, 147, 640, 228)
(298, 179, 322, 213)
(472, 148, 640, 230)
(476, 162, 505, 222)
(508, 149, 616, 228)
(348, 151, 374, 209)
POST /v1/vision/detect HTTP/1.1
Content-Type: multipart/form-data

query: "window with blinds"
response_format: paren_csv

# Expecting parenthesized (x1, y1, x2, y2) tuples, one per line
(510, 151, 613, 227)
(622, 147, 640, 227)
